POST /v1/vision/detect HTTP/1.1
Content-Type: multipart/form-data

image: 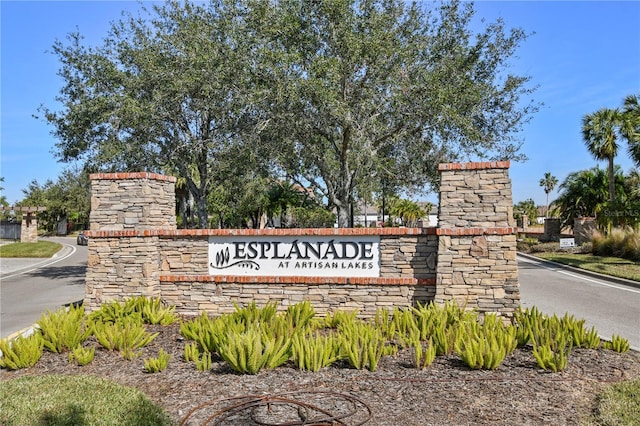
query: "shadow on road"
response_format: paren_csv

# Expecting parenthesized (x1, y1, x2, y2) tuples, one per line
(516, 262, 543, 271)
(26, 265, 87, 284)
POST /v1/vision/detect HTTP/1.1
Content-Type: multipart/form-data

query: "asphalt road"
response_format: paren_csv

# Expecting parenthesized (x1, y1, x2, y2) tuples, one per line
(1, 240, 638, 351)
(0, 237, 87, 338)
(518, 255, 640, 351)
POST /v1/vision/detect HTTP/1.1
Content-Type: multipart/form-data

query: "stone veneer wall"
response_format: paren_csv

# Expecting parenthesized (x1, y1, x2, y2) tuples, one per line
(574, 217, 596, 246)
(435, 162, 520, 318)
(85, 164, 520, 318)
(156, 229, 437, 317)
(20, 215, 38, 243)
(89, 172, 176, 231)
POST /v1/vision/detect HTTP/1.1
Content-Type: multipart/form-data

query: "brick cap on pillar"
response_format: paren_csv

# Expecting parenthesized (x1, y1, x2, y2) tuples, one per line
(89, 172, 177, 182)
(438, 161, 510, 172)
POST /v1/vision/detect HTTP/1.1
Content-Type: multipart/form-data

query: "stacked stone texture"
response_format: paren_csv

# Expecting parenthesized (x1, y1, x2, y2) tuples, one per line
(84, 166, 520, 318)
(154, 232, 438, 318)
(84, 173, 176, 309)
(159, 279, 435, 318)
(20, 217, 38, 243)
(574, 217, 596, 246)
(157, 234, 438, 281)
(438, 166, 515, 228)
(435, 162, 520, 319)
(89, 173, 176, 231)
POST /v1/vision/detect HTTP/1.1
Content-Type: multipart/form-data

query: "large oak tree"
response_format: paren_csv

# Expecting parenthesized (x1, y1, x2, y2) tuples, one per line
(41, 0, 537, 227)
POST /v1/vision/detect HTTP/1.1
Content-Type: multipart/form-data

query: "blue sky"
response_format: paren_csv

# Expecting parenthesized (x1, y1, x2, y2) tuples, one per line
(1, 1, 639, 207)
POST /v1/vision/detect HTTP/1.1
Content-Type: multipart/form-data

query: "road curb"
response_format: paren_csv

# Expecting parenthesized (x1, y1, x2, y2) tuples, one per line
(517, 252, 640, 290)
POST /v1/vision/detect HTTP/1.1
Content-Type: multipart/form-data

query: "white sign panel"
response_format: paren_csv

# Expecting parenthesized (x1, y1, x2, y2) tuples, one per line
(559, 238, 575, 248)
(209, 235, 380, 277)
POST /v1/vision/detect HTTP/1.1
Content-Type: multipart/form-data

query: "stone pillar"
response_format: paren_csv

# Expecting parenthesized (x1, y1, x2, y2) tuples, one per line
(85, 172, 177, 310)
(89, 172, 176, 231)
(543, 218, 561, 242)
(20, 213, 38, 243)
(574, 217, 596, 246)
(435, 162, 520, 319)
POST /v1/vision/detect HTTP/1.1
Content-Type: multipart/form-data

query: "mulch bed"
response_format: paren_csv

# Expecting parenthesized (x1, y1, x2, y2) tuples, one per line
(2, 322, 639, 425)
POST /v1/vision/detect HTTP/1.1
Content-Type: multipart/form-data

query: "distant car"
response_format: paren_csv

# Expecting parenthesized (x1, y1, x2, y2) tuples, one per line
(77, 232, 88, 246)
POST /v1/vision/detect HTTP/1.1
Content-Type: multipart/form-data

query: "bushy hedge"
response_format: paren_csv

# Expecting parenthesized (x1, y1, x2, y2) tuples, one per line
(592, 227, 640, 261)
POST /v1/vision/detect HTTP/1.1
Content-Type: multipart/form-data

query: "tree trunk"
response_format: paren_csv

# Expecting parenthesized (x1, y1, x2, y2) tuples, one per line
(195, 194, 208, 229)
(608, 157, 615, 202)
(336, 203, 350, 228)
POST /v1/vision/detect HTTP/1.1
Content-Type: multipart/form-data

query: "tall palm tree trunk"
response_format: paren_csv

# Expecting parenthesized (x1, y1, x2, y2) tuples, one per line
(608, 157, 615, 202)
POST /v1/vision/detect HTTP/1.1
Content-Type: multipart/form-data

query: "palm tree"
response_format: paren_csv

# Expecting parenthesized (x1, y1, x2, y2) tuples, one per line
(582, 108, 622, 202)
(621, 94, 640, 167)
(538, 172, 558, 217)
(553, 167, 610, 228)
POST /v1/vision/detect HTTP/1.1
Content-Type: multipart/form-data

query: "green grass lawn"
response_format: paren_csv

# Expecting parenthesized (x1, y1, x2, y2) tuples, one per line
(0, 374, 172, 425)
(584, 377, 640, 426)
(534, 252, 640, 282)
(0, 241, 62, 258)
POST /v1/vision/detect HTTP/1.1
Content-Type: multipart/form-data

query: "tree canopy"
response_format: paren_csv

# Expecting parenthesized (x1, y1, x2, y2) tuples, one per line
(18, 168, 91, 233)
(553, 167, 639, 230)
(40, 0, 538, 227)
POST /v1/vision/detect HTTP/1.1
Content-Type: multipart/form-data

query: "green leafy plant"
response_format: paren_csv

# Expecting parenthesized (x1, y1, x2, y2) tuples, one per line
(514, 306, 545, 347)
(532, 339, 572, 372)
(602, 334, 630, 353)
(195, 351, 212, 372)
(139, 297, 178, 325)
(373, 308, 399, 343)
(0, 333, 44, 370)
(284, 301, 316, 329)
(37, 305, 92, 354)
(320, 309, 359, 329)
(68, 345, 95, 366)
(338, 320, 387, 372)
(291, 331, 341, 372)
(431, 323, 461, 356)
(231, 301, 278, 326)
(144, 349, 171, 373)
(217, 324, 292, 374)
(180, 312, 220, 353)
(183, 342, 200, 363)
(411, 337, 437, 370)
(455, 316, 517, 370)
(570, 323, 601, 349)
(90, 296, 177, 326)
(93, 318, 159, 360)
(89, 298, 143, 324)
(531, 321, 573, 372)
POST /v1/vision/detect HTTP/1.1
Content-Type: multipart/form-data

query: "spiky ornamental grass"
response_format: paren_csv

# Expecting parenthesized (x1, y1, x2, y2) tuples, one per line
(284, 300, 316, 329)
(530, 317, 573, 372)
(140, 297, 178, 325)
(68, 345, 95, 366)
(291, 331, 342, 372)
(89, 298, 143, 324)
(455, 314, 517, 370)
(0, 333, 44, 370)
(92, 317, 158, 360)
(144, 349, 171, 373)
(37, 304, 92, 354)
(603, 334, 631, 353)
(194, 351, 212, 372)
(338, 320, 388, 372)
(411, 337, 437, 370)
(217, 324, 292, 374)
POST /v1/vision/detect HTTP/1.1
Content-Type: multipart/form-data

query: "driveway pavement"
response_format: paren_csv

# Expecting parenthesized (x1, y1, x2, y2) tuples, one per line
(1, 237, 86, 339)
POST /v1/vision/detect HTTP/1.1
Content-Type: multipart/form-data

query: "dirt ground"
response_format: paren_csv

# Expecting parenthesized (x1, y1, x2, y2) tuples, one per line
(2, 322, 639, 425)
